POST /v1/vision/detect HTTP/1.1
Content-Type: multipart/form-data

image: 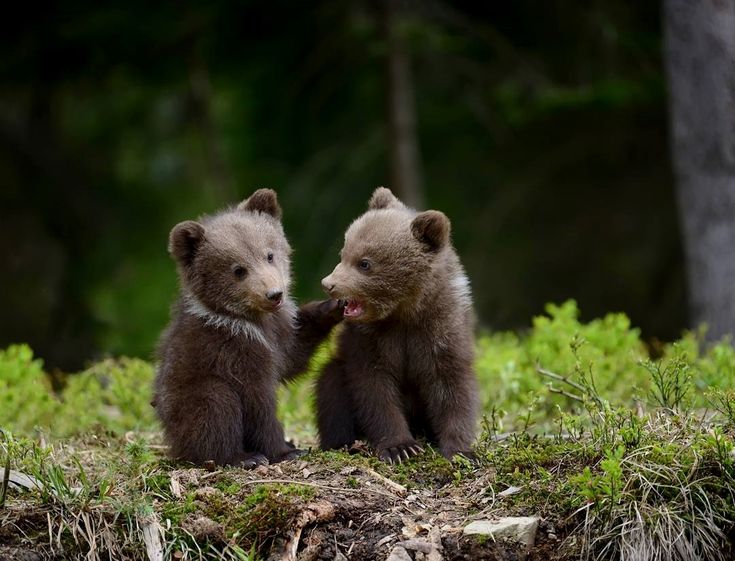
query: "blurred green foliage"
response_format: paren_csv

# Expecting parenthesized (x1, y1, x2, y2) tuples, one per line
(0, 346, 155, 437)
(2, 301, 733, 440)
(0, 1, 683, 370)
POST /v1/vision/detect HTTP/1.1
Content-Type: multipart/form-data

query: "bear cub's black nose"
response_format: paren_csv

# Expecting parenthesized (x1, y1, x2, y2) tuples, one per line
(266, 289, 283, 302)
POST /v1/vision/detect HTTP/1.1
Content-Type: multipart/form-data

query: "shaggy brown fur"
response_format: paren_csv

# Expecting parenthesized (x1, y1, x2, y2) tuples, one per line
(154, 189, 342, 468)
(316, 187, 479, 463)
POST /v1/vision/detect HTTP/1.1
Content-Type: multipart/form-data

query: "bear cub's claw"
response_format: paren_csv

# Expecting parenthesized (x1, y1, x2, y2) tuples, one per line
(238, 452, 269, 470)
(378, 441, 424, 464)
(279, 447, 307, 462)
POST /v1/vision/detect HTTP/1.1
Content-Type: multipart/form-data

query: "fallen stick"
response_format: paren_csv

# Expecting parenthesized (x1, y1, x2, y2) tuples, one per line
(364, 468, 407, 496)
(272, 501, 336, 561)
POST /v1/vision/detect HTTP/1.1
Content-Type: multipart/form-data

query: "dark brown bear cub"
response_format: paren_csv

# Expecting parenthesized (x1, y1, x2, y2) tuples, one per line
(154, 189, 342, 468)
(316, 187, 479, 463)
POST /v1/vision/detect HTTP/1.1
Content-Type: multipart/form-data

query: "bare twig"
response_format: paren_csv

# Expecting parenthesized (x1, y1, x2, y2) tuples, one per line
(364, 468, 408, 496)
(536, 364, 587, 394)
(549, 386, 585, 403)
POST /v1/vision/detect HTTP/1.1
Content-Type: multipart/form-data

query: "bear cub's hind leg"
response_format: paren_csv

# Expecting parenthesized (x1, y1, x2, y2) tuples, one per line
(316, 359, 357, 451)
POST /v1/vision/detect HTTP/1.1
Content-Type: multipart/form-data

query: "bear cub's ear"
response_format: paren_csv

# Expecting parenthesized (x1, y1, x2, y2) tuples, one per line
(411, 210, 450, 252)
(368, 187, 404, 210)
(169, 220, 205, 267)
(238, 188, 282, 219)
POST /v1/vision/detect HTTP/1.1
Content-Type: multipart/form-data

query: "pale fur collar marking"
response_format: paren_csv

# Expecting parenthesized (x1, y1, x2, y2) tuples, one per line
(184, 296, 271, 349)
(449, 271, 472, 307)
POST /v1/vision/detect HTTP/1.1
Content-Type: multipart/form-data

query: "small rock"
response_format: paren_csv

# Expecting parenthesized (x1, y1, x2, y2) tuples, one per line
(376, 534, 395, 548)
(463, 516, 541, 548)
(181, 515, 224, 541)
(548, 532, 558, 540)
(387, 545, 412, 561)
(194, 486, 220, 500)
(0, 547, 42, 561)
(302, 468, 312, 479)
(400, 539, 432, 553)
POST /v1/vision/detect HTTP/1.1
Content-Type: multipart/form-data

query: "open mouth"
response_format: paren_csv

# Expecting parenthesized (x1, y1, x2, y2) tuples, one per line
(344, 299, 364, 318)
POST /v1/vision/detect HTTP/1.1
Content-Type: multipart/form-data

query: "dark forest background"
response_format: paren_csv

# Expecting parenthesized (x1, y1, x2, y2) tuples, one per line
(0, 1, 687, 370)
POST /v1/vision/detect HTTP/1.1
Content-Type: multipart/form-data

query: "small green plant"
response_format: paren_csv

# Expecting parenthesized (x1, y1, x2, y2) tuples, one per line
(641, 348, 693, 412)
(707, 388, 735, 428)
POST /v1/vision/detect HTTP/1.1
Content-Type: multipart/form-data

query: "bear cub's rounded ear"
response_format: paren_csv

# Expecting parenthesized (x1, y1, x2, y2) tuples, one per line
(411, 210, 450, 253)
(368, 187, 404, 210)
(169, 220, 205, 267)
(238, 188, 282, 219)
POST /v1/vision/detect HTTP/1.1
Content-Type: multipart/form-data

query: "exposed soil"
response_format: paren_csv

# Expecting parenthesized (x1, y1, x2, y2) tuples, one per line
(0, 440, 575, 561)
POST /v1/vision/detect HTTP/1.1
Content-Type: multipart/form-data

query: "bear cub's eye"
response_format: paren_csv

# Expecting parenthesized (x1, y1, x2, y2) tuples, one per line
(358, 259, 371, 271)
(232, 265, 247, 279)
(267, 252, 274, 263)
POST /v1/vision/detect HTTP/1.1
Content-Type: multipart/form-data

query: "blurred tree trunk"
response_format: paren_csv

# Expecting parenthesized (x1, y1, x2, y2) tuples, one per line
(664, 0, 735, 340)
(382, 0, 426, 209)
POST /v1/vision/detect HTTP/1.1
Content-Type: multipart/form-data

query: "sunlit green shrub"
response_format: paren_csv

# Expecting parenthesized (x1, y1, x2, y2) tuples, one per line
(60, 358, 156, 436)
(0, 345, 59, 434)
(475, 300, 648, 429)
(0, 348, 156, 438)
(4, 300, 735, 439)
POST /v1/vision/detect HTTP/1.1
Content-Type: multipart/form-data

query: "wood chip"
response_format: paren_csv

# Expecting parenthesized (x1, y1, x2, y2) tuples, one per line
(8, 470, 43, 491)
(277, 501, 336, 561)
(140, 514, 164, 561)
(169, 473, 182, 498)
(498, 485, 523, 498)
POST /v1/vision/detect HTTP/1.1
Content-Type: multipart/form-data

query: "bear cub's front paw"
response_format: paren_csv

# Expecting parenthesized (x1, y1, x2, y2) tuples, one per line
(237, 452, 269, 470)
(377, 440, 424, 464)
(277, 447, 307, 463)
(317, 298, 346, 324)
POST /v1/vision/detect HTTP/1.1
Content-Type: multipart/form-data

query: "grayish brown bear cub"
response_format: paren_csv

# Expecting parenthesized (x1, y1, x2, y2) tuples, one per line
(154, 189, 342, 468)
(317, 187, 479, 463)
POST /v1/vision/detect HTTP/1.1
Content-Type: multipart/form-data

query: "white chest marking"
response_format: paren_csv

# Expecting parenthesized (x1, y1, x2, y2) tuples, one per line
(184, 297, 271, 350)
(449, 272, 472, 307)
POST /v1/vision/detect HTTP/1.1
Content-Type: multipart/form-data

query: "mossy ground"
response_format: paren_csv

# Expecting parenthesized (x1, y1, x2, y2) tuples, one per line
(2, 301, 735, 560)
